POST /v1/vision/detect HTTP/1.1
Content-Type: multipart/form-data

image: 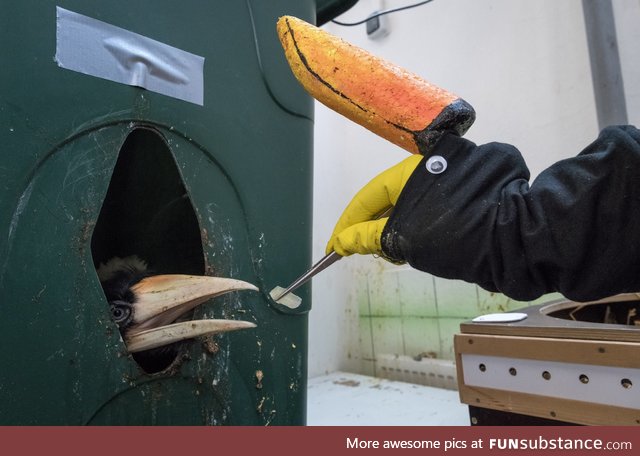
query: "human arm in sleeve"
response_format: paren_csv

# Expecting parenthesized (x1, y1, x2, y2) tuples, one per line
(327, 126, 640, 301)
(379, 125, 640, 301)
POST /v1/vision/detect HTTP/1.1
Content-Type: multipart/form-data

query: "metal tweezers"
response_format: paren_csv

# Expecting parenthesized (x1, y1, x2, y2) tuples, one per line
(272, 207, 392, 302)
(271, 250, 343, 301)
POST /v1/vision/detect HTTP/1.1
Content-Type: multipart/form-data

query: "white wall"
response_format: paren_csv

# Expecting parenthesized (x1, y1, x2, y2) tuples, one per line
(308, 0, 636, 378)
(613, 0, 640, 124)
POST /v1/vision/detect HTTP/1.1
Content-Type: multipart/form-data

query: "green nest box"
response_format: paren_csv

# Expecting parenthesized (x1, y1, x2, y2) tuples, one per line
(0, 0, 357, 425)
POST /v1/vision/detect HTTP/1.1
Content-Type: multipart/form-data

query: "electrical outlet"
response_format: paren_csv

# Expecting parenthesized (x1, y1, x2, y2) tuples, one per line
(366, 10, 390, 39)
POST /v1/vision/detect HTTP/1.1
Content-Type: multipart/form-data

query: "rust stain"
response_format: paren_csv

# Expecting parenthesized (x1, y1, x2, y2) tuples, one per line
(256, 396, 265, 413)
(202, 335, 219, 354)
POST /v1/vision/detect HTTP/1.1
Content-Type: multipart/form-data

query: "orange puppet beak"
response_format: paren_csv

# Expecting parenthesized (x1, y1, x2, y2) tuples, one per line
(277, 16, 475, 155)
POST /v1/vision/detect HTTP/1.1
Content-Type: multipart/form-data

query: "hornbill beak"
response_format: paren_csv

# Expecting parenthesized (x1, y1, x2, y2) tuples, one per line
(118, 275, 257, 353)
(98, 255, 259, 357)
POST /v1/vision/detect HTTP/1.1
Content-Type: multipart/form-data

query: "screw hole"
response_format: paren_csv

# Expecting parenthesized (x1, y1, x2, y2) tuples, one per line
(542, 371, 551, 380)
(509, 367, 517, 376)
(579, 374, 589, 384)
(622, 378, 633, 389)
(479, 363, 486, 372)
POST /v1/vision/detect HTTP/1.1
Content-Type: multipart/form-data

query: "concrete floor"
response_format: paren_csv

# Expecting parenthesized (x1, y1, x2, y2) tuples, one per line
(307, 372, 470, 426)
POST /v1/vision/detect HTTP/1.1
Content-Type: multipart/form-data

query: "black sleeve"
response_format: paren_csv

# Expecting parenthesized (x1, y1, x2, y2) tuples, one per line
(381, 125, 640, 302)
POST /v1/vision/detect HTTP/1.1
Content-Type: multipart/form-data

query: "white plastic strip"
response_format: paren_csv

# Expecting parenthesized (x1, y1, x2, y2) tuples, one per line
(55, 7, 204, 105)
(461, 353, 640, 409)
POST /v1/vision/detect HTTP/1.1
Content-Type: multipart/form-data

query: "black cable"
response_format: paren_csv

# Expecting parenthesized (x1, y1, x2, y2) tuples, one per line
(331, 0, 435, 26)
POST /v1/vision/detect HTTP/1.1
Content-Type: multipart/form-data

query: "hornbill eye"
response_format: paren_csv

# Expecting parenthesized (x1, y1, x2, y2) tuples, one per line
(109, 300, 133, 327)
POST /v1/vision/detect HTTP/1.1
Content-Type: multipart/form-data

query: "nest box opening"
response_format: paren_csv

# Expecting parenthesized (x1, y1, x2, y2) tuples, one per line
(91, 127, 205, 373)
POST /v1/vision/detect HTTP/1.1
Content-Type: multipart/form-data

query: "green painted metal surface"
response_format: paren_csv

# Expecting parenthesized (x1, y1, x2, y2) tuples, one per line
(0, 0, 353, 425)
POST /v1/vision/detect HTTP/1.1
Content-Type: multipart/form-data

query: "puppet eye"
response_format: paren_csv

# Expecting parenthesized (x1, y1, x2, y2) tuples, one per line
(426, 155, 447, 174)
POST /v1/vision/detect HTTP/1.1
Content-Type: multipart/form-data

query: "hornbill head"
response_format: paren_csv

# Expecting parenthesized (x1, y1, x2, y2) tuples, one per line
(97, 256, 257, 371)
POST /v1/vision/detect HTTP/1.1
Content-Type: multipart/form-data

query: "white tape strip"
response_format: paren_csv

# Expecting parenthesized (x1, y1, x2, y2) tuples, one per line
(55, 7, 205, 105)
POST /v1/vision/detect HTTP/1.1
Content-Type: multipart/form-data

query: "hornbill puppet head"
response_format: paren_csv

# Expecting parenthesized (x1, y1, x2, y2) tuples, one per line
(98, 256, 257, 372)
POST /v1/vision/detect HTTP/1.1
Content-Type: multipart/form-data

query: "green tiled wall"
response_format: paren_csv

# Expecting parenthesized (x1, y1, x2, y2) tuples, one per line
(357, 264, 560, 376)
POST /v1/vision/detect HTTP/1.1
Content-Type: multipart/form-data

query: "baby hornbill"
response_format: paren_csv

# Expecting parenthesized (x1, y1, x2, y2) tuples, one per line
(98, 256, 257, 372)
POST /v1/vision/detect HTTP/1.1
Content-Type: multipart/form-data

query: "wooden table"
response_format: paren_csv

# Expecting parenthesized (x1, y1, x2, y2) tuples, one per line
(455, 294, 640, 425)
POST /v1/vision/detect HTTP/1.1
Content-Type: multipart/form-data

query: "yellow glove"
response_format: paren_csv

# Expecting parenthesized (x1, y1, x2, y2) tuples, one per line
(326, 154, 423, 257)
